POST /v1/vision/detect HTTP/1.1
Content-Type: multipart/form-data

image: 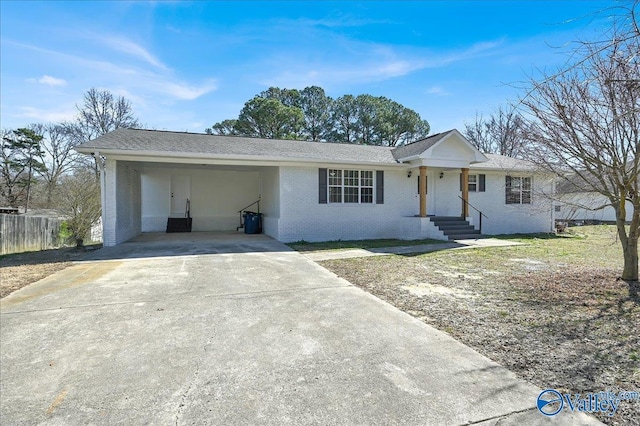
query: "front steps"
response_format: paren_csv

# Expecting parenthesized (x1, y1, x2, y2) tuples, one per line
(430, 216, 483, 240)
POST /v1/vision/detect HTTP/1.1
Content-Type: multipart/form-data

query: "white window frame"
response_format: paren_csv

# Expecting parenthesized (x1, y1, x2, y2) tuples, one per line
(506, 176, 532, 204)
(468, 174, 478, 192)
(327, 169, 374, 204)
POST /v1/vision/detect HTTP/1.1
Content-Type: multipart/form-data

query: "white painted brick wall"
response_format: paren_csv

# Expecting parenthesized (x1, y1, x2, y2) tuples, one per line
(102, 159, 117, 246)
(103, 160, 142, 246)
(114, 162, 142, 244)
(465, 171, 554, 235)
(276, 166, 422, 242)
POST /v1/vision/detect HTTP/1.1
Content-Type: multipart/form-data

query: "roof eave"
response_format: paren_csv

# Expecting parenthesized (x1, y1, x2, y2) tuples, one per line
(74, 147, 404, 168)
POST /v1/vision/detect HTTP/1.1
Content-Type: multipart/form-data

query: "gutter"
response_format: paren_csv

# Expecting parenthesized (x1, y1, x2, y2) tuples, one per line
(74, 148, 407, 168)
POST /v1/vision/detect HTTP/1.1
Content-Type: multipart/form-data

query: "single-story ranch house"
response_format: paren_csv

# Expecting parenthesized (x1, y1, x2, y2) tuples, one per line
(76, 128, 555, 246)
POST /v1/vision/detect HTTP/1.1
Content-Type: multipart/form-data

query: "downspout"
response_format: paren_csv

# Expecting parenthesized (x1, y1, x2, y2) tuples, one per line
(94, 151, 107, 243)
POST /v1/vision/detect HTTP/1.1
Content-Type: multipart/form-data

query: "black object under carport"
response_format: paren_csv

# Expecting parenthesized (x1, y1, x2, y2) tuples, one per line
(167, 199, 193, 233)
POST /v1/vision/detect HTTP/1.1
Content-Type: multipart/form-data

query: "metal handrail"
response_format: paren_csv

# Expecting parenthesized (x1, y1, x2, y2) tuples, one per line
(458, 196, 488, 233)
(237, 198, 260, 214)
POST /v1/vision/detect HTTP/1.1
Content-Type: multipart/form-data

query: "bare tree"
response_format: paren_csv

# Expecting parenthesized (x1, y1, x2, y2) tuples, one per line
(520, 16, 640, 280)
(29, 123, 77, 208)
(464, 106, 527, 157)
(74, 88, 141, 141)
(70, 88, 141, 178)
(57, 167, 102, 247)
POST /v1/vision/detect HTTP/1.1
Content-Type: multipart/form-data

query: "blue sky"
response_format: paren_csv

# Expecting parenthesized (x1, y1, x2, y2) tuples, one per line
(0, 1, 616, 135)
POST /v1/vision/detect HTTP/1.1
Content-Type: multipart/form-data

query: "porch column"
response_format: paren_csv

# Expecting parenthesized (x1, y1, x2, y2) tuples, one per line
(461, 167, 469, 218)
(419, 166, 427, 217)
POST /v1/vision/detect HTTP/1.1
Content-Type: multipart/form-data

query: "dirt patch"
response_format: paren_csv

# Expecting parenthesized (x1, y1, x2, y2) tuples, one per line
(0, 246, 99, 299)
(319, 227, 639, 425)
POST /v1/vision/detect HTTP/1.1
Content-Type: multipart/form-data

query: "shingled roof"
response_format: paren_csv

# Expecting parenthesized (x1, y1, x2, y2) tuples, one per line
(76, 128, 398, 165)
(76, 128, 539, 171)
(472, 154, 539, 171)
(391, 130, 454, 160)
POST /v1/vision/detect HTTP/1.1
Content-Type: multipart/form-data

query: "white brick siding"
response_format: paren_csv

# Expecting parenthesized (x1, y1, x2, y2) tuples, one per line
(275, 166, 434, 242)
(101, 161, 554, 246)
(464, 171, 554, 235)
(102, 160, 141, 246)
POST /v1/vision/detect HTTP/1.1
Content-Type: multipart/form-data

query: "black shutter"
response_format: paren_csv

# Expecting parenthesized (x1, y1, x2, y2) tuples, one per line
(376, 171, 384, 204)
(479, 174, 486, 192)
(319, 168, 327, 204)
(505, 176, 511, 204)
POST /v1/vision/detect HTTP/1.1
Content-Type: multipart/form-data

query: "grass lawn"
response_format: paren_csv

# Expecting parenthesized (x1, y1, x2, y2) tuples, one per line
(316, 225, 639, 425)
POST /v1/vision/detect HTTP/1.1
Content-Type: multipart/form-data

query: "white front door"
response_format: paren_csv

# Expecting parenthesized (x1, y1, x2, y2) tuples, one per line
(170, 175, 191, 216)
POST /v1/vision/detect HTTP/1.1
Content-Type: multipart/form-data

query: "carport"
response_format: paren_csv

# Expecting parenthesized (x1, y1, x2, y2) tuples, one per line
(96, 158, 280, 246)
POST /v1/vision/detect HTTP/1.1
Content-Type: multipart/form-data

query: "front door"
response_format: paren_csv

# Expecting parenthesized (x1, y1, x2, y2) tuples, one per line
(170, 175, 191, 216)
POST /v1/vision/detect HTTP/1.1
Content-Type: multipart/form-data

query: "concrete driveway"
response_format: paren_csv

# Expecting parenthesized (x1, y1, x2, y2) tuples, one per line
(1, 233, 599, 425)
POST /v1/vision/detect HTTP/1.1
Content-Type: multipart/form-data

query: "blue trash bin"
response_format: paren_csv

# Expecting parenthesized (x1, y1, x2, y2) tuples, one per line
(243, 212, 263, 234)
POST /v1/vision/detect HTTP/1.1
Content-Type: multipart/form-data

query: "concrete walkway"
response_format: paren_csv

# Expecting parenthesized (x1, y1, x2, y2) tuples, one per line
(0, 234, 598, 425)
(303, 237, 523, 262)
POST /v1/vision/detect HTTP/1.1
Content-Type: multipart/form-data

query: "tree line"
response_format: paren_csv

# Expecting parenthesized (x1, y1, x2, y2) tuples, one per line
(206, 86, 431, 146)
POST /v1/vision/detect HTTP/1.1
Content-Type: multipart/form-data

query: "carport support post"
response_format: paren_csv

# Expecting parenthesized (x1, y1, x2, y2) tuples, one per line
(461, 167, 469, 218)
(419, 166, 427, 217)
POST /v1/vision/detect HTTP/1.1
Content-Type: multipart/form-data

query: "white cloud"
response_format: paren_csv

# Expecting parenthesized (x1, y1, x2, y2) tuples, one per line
(259, 34, 505, 89)
(27, 75, 68, 86)
(7, 40, 216, 102)
(426, 86, 452, 96)
(16, 106, 76, 123)
(159, 80, 218, 100)
(91, 35, 168, 70)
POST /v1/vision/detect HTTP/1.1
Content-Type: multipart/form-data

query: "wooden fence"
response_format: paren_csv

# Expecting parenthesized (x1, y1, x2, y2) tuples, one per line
(0, 214, 63, 255)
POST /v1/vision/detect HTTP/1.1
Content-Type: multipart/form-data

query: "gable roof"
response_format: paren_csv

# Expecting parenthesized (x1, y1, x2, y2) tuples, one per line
(391, 130, 454, 160)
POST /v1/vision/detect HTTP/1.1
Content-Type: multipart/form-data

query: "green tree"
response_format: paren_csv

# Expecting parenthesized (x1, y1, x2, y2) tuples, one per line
(1, 128, 46, 211)
(209, 86, 430, 145)
(354, 94, 380, 145)
(299, 86, 333, 141)
(206, 119, 239, 135)
(377, 98, 430, 147)
(330, 95, 359, 144)
(234, 96, 304, 139)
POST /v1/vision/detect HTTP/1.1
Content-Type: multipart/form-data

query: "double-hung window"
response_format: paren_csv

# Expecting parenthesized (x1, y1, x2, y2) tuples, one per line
(328, 169, 374, 204)
(468, 174, 478, 192)
(459, 173, 485, 192)
(505, 176, 532, 204)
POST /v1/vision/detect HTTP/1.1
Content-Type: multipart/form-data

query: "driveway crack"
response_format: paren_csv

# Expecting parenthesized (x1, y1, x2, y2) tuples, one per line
(175, 361, 200, 426)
